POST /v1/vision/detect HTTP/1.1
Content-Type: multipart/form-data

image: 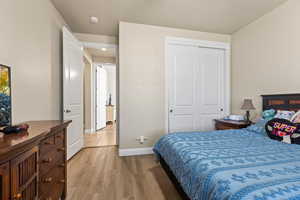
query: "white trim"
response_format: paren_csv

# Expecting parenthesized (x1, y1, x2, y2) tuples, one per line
(165, 37, 231, 134)
(119, 147, 153, 157)
(166, 37, 230, 50)
(84, 129, 95, 134)
(81, 42, 117, 49)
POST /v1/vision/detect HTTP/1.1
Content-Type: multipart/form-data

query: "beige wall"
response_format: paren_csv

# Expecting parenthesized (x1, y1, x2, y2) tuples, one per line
(84, 59, 92, 130)
(0, 0, 67, 123)
(83, 50, 93, 131)
(231, 0, 300, 119)
(119, 22, 231, 149)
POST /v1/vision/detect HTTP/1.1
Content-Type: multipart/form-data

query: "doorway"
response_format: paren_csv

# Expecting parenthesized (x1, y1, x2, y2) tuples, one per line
(82, 44, 118, 148)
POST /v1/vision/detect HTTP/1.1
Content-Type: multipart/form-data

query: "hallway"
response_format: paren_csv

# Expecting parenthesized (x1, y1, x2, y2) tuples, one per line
(84, 123, 117, 147)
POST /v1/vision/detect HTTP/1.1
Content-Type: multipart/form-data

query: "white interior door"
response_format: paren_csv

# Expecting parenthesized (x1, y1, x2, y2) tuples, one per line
(63, 27, 84, 160)
(168, 43, 226, 133)
(96, 67, 107, 130)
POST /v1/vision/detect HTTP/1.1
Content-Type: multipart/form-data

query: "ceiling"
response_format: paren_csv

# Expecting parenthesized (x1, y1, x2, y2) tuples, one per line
(85, 47, 116, 58)
(51, 0, 287, 36)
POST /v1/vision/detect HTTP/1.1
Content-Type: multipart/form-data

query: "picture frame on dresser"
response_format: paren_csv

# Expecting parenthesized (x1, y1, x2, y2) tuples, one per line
(0, 64, 12, 127)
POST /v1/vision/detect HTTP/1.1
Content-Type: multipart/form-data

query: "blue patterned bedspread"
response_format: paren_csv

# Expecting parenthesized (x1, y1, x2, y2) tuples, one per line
(153, 129, 300, 200)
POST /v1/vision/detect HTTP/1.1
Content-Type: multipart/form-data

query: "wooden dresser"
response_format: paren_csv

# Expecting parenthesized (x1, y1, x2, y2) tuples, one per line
(0, 120, 71, 200)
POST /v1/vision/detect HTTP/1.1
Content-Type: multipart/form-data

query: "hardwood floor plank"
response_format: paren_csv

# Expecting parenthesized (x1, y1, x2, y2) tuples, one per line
(67, 147, 182, 200)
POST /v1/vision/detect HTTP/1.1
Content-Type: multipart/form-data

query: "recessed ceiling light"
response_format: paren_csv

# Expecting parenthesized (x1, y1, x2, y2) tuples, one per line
(101, 48, 107, 51)
(90, 16, 99, 24)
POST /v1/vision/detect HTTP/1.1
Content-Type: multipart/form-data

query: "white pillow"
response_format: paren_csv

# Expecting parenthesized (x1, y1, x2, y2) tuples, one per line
(291, 111, 300, 123)
(274, 110, 295, 121)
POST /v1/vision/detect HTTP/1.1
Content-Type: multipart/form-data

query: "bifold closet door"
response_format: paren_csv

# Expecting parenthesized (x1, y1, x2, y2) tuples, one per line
(168, 44, 225, 133)
(168, 44, 199, 132)
(198, 47, 225, 131)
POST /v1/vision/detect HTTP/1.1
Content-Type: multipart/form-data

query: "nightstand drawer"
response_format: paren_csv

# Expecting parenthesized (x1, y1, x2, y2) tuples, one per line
(215, 123, 237, 130)
(214, 119, 251, 130)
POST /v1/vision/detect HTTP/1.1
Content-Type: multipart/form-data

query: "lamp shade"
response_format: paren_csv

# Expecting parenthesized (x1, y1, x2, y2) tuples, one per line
(241, 99, 255, 110)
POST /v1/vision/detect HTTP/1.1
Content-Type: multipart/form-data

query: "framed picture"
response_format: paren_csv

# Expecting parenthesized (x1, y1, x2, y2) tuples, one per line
(0, 64, 11, 126)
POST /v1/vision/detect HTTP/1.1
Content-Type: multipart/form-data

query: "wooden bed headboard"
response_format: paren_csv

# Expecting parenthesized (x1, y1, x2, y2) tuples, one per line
(261, 94, 300, 111)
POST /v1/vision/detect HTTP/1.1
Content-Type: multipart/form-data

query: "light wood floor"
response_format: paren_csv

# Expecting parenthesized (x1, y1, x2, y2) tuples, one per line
(67, 147, 182, 200)
(84, 123, 117, 147)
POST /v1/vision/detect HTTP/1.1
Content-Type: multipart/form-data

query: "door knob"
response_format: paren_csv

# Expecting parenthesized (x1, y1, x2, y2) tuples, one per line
(169, 109, 173, 113)
(65, 109, 71, 113)
(14, 193, 22, 200)
(220, 108, 224, 111)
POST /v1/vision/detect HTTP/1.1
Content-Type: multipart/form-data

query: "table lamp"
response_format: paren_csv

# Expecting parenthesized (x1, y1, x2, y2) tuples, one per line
(241, 99, 255, 122)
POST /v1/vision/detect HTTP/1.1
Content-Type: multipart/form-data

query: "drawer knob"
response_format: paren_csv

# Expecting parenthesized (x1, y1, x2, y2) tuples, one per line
(43, 177, 53, 183)
(58, 163, 65, 167)
(44, 141, 53, 145)
(59, 179, 65, 183)
(14, 193, 22, 199)
(58, 147, 65, 152)
(56, 135, 63, 139)
(42, 158, 52, 163)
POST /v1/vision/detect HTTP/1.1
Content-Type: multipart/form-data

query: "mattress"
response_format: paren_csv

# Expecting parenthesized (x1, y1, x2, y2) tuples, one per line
(153, 128, 300, 200)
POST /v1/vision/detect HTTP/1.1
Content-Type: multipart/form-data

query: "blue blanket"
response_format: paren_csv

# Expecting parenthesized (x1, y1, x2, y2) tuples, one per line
(153, 129, 300, 200)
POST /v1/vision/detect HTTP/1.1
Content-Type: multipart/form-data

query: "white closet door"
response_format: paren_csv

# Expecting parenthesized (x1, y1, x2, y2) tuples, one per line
(96, 67, 107, 130)
(168, 44, 225, 133)
(198, 47, 225, 131)
(168, 44, 199, 132)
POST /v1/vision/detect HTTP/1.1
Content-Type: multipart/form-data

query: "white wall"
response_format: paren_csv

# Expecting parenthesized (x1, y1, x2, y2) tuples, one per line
(119, 22, 231, 149)
(231, 0, 300, 118)
(0, 0, 67, 123)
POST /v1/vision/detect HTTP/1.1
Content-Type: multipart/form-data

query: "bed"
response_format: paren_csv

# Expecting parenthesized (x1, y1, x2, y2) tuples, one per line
(154, 94, 300, 200)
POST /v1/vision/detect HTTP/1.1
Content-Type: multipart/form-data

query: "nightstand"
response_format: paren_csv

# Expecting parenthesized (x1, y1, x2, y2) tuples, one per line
(214, 119, 252, 130)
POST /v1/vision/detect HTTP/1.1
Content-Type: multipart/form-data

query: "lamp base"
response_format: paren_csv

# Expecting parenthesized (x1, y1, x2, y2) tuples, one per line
(245, 110, 250, 122)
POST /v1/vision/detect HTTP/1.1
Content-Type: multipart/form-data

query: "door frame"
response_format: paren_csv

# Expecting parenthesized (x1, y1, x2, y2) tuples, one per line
(81, 41, 119, 145)
(165, 37, 231, 133)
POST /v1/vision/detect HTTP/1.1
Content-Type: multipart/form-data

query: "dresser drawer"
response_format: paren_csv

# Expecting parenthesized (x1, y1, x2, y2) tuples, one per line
(39, 150, 64, 177)
(54, 131, 64, 148)
(39, 166, 65, 200)
(40, 136, 55, 155)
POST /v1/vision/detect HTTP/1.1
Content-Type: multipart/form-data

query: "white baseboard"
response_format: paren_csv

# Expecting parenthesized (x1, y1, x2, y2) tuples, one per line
(119, 147, 153, 157)
(84, 129, 94, 134)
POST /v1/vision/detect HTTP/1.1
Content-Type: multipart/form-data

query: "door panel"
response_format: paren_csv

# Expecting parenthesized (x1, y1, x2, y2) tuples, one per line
(0, 162, 9, 200)
(168, 44, 198, 132)
(200, 114, 220, 131)
(63, 27, 84, 160)
(168, 43, 226, 133)
(96, 67, 107, 130)
(199, 48, 225, 115)
(11, 147, 38, 200)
